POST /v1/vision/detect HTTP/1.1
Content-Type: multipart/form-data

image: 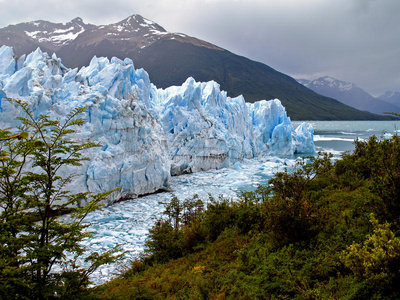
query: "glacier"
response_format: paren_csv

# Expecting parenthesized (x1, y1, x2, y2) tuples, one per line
(0, 45, 315, 202)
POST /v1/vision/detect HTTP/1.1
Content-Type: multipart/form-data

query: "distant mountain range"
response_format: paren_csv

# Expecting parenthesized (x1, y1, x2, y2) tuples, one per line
(0, 15, 390, 120)
(379, 90, 400, 108)
(298, 76, 400, 116)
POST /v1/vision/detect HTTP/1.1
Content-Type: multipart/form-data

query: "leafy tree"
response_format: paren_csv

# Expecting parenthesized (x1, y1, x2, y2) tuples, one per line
(0, 99, 121, 299)
(0, 125, 34, 299)
(145, 219, 183, 263)
(163, 196, 182, 230)
(200, 195, 236, 241)
(145, 195, 205, 263)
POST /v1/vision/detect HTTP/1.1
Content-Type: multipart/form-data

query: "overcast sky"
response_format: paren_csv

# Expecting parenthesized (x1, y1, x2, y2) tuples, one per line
(1, 0, 399, 96)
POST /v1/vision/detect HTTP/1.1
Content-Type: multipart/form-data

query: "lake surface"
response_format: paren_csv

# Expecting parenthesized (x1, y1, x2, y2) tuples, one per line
(293, 120, 400, 155)
(82, 120, 400, 285)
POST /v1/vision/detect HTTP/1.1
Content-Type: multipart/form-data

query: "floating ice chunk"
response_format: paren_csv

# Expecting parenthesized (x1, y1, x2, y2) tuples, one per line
(234, 161, 244, 170)
(295, 122, 316, 154)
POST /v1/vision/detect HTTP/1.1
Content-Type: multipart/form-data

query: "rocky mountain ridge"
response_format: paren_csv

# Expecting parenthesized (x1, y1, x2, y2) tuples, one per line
(0, 15, 388, 120)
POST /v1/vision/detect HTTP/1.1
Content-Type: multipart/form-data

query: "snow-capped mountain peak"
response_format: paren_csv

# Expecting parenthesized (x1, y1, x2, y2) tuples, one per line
(72, 14, 174, 52)
(109, 14, 168, 35)
(309, 76, 357, 92)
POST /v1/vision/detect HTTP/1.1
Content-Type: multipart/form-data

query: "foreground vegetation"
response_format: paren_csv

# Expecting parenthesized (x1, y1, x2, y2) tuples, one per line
(92, 135, 400, 299)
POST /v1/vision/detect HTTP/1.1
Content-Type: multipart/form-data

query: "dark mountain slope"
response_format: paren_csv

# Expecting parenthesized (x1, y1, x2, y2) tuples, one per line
(131, 39, 384, 120)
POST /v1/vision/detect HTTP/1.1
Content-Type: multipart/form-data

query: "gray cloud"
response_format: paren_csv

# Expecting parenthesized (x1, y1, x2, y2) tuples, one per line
(1, 0, 399, 95)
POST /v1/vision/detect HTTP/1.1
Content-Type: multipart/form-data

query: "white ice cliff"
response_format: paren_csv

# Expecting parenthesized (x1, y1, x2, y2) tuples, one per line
(0, 45, 315, 202)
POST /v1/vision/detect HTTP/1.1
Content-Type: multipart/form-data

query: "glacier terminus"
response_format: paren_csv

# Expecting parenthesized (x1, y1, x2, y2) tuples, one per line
(0, 45, 315, 203)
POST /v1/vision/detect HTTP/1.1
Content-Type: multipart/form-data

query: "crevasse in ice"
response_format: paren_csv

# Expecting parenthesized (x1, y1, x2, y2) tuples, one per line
(0, 46, 315, 202)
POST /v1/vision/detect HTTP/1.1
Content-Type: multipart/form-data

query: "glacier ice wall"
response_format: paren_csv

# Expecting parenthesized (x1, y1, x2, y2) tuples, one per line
(0, 46, 314, 202)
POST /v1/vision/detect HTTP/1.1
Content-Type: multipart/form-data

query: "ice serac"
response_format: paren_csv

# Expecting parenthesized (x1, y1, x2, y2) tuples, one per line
(0, 46, 315, 202)
(153, 78, 255, 175)
(249, 99, 295, 155)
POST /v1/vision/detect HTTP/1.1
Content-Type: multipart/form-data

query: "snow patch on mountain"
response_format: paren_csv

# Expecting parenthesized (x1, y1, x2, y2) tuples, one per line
(45, 29, 85, 44)
(20, 18, 90, 48)
(310, 76, 356, 91)
(0, 46, 314, 203)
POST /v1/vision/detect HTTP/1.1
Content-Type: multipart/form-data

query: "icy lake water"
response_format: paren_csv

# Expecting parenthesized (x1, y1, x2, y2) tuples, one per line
(82, 120, 400, 285)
